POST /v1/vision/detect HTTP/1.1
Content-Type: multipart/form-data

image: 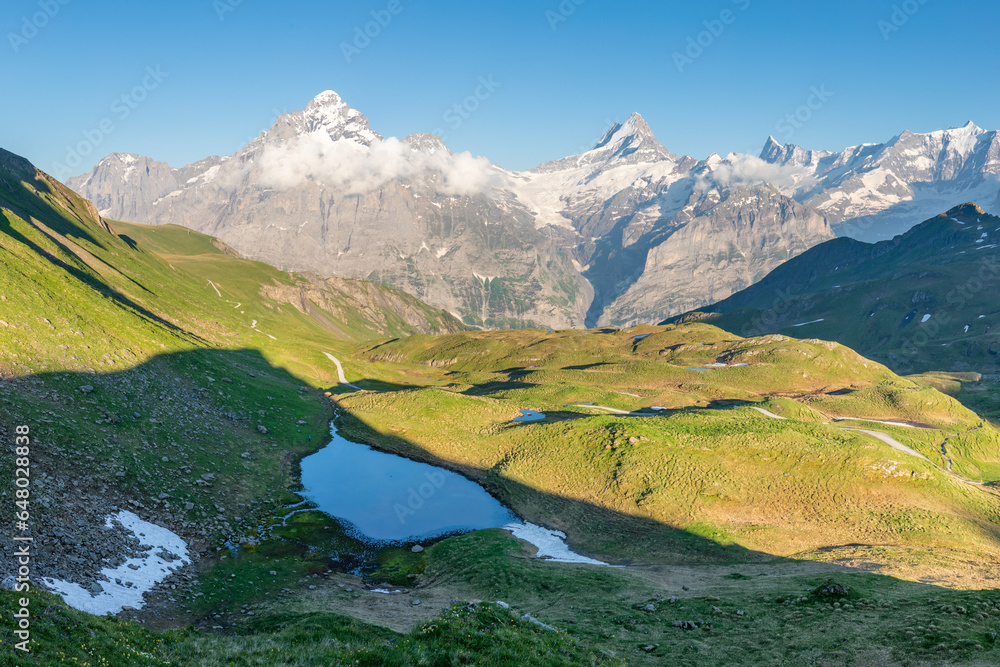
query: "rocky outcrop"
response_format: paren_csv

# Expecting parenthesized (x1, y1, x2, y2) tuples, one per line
(597, 185, 833, 326)
(77, 92, 980, 328)
(260, 273, 466, 337)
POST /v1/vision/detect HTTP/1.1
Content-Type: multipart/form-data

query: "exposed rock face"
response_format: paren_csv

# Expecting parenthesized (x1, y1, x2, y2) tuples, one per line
(260, 273, 467, 337)
(68, 152, 227, 224)
(760, 122, 1000, 242)
(597, 185, 832, 326)
(79, 94, 1000, 328)
(68, 92, 591, 329)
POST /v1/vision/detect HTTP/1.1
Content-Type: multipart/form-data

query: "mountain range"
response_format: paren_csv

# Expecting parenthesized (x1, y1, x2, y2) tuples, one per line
(671, 203, 1000, 376)
(10, 144, 1000, 664)
(67, 91, 1000, 329)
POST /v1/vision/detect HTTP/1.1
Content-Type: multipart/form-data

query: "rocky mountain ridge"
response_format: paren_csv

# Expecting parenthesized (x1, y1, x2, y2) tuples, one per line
(67, 91, 999, 328)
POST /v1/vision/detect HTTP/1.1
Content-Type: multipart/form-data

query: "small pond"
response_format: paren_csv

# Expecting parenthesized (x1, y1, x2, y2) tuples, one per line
(514, 409, 545, 422)
(300, 422, 517, 544)
(298, 418, 612, 565)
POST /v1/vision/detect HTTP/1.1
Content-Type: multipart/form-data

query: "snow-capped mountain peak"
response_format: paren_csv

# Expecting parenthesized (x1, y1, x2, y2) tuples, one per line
(532, 113, 677, 177)
(756, 123, 1000, 240)
(588, 112, 676, 164)
(267, 89, 382, 147)
(308, 90, 345, 108)
(593, 112, 654, 149)
(403, 133, 450, 153)
(760, 135, 784, 161)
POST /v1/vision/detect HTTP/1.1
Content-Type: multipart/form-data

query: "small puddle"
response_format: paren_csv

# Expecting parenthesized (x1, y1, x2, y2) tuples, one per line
(514, 409, 545, 422)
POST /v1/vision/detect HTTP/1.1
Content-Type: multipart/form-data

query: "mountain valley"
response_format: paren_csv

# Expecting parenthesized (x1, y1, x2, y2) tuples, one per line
(5, 146, 1000, 664)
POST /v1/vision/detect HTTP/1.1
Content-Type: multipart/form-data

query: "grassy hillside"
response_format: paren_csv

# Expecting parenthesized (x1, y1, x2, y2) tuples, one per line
(0, 146, 468, 549)
(336, 325, 1000, 577)
(668, 203, 1000, 376)
(6, 148, 1000, 665)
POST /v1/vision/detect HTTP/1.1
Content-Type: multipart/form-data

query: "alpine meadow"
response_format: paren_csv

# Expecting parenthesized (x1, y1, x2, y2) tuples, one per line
(4, 2, 1000, 665)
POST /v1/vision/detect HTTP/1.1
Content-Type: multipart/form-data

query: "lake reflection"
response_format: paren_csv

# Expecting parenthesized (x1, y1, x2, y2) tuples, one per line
(300, 423, 517, 544)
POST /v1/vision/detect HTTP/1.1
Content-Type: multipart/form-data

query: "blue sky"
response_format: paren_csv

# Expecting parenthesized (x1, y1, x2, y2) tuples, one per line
(2, 0, 998, 177)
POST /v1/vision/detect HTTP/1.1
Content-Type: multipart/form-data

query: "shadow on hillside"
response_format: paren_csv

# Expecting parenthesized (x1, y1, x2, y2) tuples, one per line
(119, 234, 140, 250)
(561, 362, 615, 371)
(463, 380, 535, 395)
(1, 152, 107, 250)
(0, 346, 339, 512)
(0, 205, 189, 337)
(10, 346, 1000, 621)
(331, 408, 770, 566)
(342, 379, 425, 393)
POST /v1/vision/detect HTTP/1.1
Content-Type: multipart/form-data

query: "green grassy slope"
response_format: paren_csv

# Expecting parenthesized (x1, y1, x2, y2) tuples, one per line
(0, 587, 619, 666)
(0, 146, 470, 546)
(6, 148, 1000, 665)
(667, 203, 1000, 375)
(335, 325, 1000, 575)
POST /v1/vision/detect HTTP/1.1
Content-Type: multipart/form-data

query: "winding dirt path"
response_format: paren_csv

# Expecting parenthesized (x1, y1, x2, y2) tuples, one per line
(324, 352, 361, 390)
(837, 427, 932, 462)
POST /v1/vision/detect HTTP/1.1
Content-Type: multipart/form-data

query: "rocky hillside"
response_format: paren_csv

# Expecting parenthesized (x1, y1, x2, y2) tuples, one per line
(595, 183, 830, 325)
(68, 92, 837, 329)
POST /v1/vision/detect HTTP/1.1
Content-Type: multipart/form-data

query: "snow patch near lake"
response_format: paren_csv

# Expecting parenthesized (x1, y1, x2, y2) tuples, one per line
(503, 522, 614, 566)
(748, 406, 787, 420)
(921, 314, 932, 323)
(43, 511, 190, 616)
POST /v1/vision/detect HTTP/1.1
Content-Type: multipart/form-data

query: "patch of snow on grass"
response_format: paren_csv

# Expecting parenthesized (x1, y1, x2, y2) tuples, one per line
(42, 511, 190, 615)
(748, 406, 786, 420)
(503, 522, 613, 565)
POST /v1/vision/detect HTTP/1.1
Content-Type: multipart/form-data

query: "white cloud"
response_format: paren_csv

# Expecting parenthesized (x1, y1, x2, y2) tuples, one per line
(696, 153, 818, 194)
(258, 133, 505, 196)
